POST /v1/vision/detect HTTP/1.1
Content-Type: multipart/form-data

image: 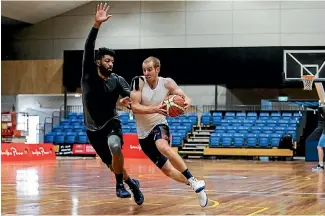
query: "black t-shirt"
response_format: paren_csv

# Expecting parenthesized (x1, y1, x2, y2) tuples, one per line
(318, 105, 325, 133)
(81, 27, 131, 131)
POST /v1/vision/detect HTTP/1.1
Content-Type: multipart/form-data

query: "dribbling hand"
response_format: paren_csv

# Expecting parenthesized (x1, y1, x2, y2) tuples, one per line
(95, 3, 112, 23)
(183, 97, 192, 110)
(154, 103, 168, 116)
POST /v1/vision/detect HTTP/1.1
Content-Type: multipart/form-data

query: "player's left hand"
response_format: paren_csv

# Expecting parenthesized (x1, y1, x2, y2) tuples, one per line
(120, 96, 131, 108)
(183, 97, 192, 110)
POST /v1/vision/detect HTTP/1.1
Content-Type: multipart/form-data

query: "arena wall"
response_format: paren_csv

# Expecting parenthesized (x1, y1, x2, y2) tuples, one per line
(11, 1, 325, 60)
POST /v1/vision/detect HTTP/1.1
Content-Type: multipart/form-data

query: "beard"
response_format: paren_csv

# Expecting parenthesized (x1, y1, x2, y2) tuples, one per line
(99, 66, 112, 77)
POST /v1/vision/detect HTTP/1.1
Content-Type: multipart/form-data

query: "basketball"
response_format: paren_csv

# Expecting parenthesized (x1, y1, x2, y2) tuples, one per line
(163, 95, 186, 117)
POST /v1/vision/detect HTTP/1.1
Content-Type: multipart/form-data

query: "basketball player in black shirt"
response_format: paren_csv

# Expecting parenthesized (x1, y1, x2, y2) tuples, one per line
(312, 104, 325, 171)
(81, 3, 144, 204)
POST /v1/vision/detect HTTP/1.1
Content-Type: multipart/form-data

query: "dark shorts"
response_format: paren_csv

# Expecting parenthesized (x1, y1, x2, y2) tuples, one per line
(86, 119, 123, 166)
(139, 124, 170, 169)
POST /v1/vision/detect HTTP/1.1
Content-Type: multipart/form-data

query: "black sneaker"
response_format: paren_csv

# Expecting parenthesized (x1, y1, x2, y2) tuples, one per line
(116, 183, 131, 198)
(129, 179, 144, 205)
(312, 164, 324, 172)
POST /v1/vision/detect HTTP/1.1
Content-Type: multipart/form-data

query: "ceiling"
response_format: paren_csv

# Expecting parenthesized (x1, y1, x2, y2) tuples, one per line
(1, 1, 91, 24)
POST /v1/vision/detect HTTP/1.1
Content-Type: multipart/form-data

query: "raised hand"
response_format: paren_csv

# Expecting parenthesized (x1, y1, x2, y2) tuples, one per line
(95, 2, 112, 24)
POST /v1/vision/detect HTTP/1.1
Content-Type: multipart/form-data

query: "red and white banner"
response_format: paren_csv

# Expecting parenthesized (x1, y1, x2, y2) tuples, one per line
(122, 134, 147, 159)
(1, 143, 56, 162)
(72, 144, 96, 155)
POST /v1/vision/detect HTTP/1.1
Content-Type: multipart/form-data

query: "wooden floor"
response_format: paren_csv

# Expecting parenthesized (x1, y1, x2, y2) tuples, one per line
(1, 158, 325, 215)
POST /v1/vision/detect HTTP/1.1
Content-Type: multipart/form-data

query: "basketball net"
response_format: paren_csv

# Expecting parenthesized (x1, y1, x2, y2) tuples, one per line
(301, 75, 315, 91)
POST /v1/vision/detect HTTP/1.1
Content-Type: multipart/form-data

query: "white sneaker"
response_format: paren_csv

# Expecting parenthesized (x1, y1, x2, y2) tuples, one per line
(188, 177, 208, 207)
(312, 164, 324, 172)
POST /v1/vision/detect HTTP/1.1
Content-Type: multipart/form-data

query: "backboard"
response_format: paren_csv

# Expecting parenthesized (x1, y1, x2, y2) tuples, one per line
(284, 50, 325, 82)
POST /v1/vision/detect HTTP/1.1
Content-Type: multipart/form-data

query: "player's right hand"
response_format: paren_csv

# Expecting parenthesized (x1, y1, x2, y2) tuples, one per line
(95, 3, 112, 23)
(155, 103, 168, 116)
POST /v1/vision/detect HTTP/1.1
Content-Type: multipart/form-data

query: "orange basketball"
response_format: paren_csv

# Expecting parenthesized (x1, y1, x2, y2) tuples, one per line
(163, 95, 186, 117)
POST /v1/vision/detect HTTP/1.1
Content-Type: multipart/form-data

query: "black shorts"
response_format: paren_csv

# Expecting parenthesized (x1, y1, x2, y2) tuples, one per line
(86, 119, 123, 166)
(139, 124, 170, 169)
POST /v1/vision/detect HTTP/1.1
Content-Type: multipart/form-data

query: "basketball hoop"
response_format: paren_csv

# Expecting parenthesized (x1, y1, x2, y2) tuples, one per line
(301, 75, 315, 90)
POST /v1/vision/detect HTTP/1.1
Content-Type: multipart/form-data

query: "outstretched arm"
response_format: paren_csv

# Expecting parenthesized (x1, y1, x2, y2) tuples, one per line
(82, 3, 112, 77)
(164, 77, 192, 109)
(130, 77, 167, 115)
(117, 76, 132, 109)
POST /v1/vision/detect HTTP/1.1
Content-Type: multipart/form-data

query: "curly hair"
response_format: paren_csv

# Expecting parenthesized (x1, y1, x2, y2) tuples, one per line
(95, 47, 115, 60)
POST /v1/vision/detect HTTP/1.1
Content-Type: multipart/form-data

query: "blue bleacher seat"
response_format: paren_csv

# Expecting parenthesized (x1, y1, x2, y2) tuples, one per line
(66, 135, 76, 144)
(246, 133, 257, 147)
(282, 112, 292, 120)
(247, 112, 257, 121)
(233, 133, 244, 147)
(266, 120, 277, 127)
(255, 119, 265, 127)
(177, 126, 187, 138)
(54, 135, 65, 144)
(221, 133, 232, 146)
(209, 133, 220, 147)
(215, 126, 226, 133)
(45, 135, 54, 143)
(211, 115, 222, 125)
(201, 112, 211, 125)
(270, 112, 281, 120)
(188, 113, 198, 125)
(221, 119, 231, 126)
(120, 112, 129, 125)
(227, 126, 237, 134)
(182, 119, 193, 132)
(212, 112, 222, 117)
(238, 126, 249, 133)
(271, 134, 282, 147)
(170, 119, 181, 127)
(78, 135, 88, 144)
(178, 115, 187, 122)
(53, 127, 62, 132)
(274, 127, 285, 135)
(231, 119, 241, 127)
(122, 125, 130, 133)
(259, 134, 269, 147)
(224, 112, 235, 120)
(130, 126, 137, 133)
(171, 133, 182, 147)
(278, 119, 289, 127)
(251, 126, 261, 134)
(236, 112, 246, 120)
(263, 126, 273, 134)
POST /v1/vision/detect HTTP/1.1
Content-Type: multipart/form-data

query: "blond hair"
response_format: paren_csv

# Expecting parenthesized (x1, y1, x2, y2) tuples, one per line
(143, 56, 160, 68)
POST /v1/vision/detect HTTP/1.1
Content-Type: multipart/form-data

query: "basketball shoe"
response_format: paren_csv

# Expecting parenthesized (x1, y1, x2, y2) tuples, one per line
(128, 178, 144, 205)
(188, 177, 208, 207)
(312, 164, 324, 172)
(116, 183, 131, 198)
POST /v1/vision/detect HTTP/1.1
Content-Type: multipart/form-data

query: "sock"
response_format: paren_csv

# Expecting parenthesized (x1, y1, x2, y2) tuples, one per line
(115, 173, 123, 185)
(320, 161, 324, 167)
(182, 169, 193, 180)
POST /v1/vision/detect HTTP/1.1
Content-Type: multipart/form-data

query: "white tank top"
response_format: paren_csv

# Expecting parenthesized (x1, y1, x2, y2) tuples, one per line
(134, 77, 169, 139)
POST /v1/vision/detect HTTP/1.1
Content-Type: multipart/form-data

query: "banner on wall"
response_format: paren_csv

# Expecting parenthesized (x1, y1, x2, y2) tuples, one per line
(1, 143, 56, 162)
(122, 134, 148, 159)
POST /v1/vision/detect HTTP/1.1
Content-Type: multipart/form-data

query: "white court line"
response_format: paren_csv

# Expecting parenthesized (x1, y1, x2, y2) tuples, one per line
(3, 183, 323, 197)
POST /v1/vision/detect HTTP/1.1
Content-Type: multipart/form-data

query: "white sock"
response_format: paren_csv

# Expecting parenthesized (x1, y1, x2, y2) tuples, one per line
(320, 161, 324, 167)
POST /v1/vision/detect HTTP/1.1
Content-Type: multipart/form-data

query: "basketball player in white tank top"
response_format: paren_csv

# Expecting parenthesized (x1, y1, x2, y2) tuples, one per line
(130, 56, 208, 208)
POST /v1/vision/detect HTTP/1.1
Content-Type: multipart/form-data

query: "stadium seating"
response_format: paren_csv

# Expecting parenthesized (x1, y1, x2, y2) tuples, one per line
(206, 111, 303, 148)
(45, 111, 199, 147)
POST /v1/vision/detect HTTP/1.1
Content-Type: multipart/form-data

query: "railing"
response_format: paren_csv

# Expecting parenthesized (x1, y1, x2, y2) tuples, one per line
(203, 104, 306, 112)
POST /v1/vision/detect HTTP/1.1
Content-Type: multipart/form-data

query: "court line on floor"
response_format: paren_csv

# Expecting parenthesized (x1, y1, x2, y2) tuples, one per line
(3, 183, 324, 197)
(246, 207, 269, 216)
